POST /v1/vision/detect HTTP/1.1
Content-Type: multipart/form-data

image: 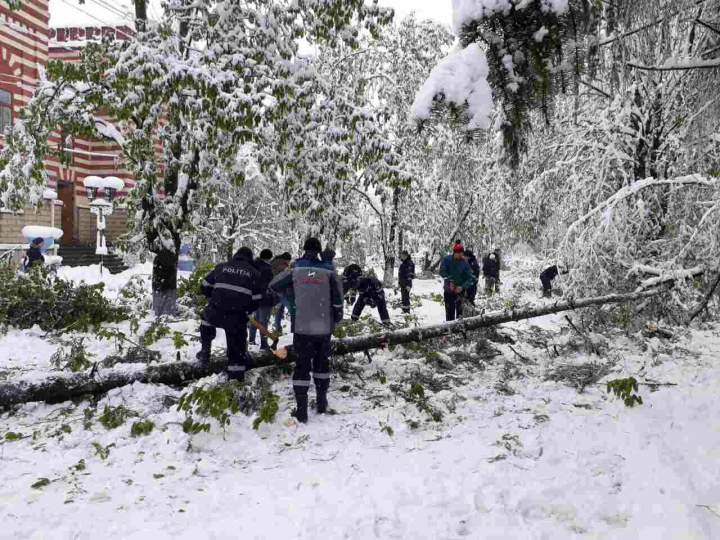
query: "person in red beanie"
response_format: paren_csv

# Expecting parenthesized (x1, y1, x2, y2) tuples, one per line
(440, 244, 476, 321)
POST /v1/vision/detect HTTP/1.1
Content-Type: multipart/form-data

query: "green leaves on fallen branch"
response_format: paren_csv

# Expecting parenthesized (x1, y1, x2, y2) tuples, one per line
(607, 377, 643, 407)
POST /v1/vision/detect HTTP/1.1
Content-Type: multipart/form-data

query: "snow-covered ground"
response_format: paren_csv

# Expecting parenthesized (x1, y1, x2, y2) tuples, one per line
(2, 257, 720, 539)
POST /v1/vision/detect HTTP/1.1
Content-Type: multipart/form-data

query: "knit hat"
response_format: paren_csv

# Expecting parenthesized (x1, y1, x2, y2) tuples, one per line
(233, 247, 253, 260)
(400, 250, 410, 258)
(32, 237, 44, 245)
(260, 249, 273, 260)
(453, 244, 464, 253)
(278, 252, 292, 261)
(463, 250, 474, 257)
(303, 237, 322, 252)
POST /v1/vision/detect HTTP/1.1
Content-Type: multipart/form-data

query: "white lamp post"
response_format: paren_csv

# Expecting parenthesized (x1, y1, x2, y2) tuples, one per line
(83, 176, 124, 273)
(42, 189, 60, 256)
(42, 189, 58, 229)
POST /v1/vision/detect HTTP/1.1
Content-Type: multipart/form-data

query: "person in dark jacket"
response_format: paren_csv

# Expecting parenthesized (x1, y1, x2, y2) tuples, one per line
(493, 247, 502, 283)
(25, 238, 45, 269)
(540, 264, 567, 297)
(463, 250, 481, 305)
(342, 263, 363, 306)
(347, 270, 390, 325)
(482, 253, 500, 296)
(321, 247, 336, 269)
(440, 244, 476, 321)
(248, 249, 274, 349)
(398, 250, 415, 314)
(270, 237, 343, 423)
(196, 247, 262, 381)
(271, 252, 293, 332)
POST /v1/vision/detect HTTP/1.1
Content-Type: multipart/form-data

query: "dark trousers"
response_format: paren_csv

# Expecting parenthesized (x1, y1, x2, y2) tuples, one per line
(293, 334, 331, 396)
(540, 275, 553, 297)
(249, 304, 273, 348)
(400, 286, 411, 313)
(351, 296, 390, 324)
(466, 284, 478, 305)
(200, 306, 249, 381)
(444, 291, 462, 322)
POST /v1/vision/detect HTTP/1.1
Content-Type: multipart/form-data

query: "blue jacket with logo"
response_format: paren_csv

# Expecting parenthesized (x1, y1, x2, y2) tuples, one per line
(270, 254, 343, 336)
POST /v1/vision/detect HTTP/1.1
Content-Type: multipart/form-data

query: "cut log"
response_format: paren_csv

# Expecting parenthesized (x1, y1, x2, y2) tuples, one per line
(0, 289, 667, 407)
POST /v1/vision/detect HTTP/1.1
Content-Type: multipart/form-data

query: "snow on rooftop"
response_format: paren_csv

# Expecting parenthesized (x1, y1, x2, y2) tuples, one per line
(411, 42, 494, 130)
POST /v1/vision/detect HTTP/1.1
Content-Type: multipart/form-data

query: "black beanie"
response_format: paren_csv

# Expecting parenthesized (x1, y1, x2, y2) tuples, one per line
(233, 247, 253, 260)
(260, 249, 273, 260)
(303, 237, 322, 252)
(279, 252, 292, 261)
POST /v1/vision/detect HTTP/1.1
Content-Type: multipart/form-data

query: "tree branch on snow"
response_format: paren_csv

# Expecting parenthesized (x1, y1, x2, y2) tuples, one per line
(630, 266, 705, 292)
(0, 289, 669, 407)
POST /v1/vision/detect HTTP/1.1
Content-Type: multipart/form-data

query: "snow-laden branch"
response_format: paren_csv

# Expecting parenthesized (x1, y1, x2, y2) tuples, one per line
(565, 174, 717, 239)
(93, 118, 126, 146)
(630, 266, 706, 293)
(628, 58, 720, 71)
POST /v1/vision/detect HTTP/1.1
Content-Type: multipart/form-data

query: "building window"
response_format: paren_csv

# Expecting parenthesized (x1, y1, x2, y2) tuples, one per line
(0, 89, 12, 134)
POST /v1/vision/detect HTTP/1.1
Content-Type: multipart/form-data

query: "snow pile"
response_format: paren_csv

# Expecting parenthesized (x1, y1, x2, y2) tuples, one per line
(411, 43, 494, 130)
(2, 255, 720, 538)
(452, 0, 569, 34)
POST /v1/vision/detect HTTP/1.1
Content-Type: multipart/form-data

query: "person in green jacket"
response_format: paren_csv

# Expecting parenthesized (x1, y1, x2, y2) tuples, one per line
(440, 244, 476, 321)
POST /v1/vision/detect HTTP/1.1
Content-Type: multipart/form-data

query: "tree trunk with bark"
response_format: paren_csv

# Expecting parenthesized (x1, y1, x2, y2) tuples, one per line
(382, 186, 402, 288)
(152, 248, 179, 316)
(0, 289, 667, 408)
(428, 196, 475, 272)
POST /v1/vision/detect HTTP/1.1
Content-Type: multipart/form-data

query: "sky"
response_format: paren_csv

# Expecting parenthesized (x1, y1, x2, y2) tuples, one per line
(49, 0, 452, 32)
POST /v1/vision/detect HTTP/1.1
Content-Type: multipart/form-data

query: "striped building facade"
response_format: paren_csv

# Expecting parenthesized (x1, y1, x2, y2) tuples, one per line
(0, 0, 133, 244)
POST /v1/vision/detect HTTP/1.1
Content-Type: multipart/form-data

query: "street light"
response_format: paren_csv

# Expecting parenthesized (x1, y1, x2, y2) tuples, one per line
(82, 176, 124, 273)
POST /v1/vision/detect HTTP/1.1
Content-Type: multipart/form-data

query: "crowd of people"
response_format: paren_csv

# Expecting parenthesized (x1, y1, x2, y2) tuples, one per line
(193, 236, 565, 423)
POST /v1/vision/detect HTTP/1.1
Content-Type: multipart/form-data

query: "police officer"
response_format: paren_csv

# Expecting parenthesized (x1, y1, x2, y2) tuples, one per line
(398, 250, 415, 314)
(196, 247, 262, 382)
(270, 238, 343, 423)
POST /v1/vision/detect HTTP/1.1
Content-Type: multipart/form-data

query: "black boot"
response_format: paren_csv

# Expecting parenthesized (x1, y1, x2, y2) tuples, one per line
(316, 390, 328, 414)
(196, 342, 211, 366)
(294, 394, 308, 423)
(259, 336, 269, 350)
(315, 379, 329, 414)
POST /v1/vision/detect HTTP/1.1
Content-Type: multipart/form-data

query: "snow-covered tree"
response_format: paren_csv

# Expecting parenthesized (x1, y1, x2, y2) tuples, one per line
(0, 0, 394, 314)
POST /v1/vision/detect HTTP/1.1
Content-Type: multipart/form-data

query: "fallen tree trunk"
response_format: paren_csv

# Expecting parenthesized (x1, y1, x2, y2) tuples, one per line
(0, 289, 666, 407)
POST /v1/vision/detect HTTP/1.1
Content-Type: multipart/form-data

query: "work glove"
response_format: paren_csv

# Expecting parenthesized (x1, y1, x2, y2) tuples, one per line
(334, 307, 344, 324)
